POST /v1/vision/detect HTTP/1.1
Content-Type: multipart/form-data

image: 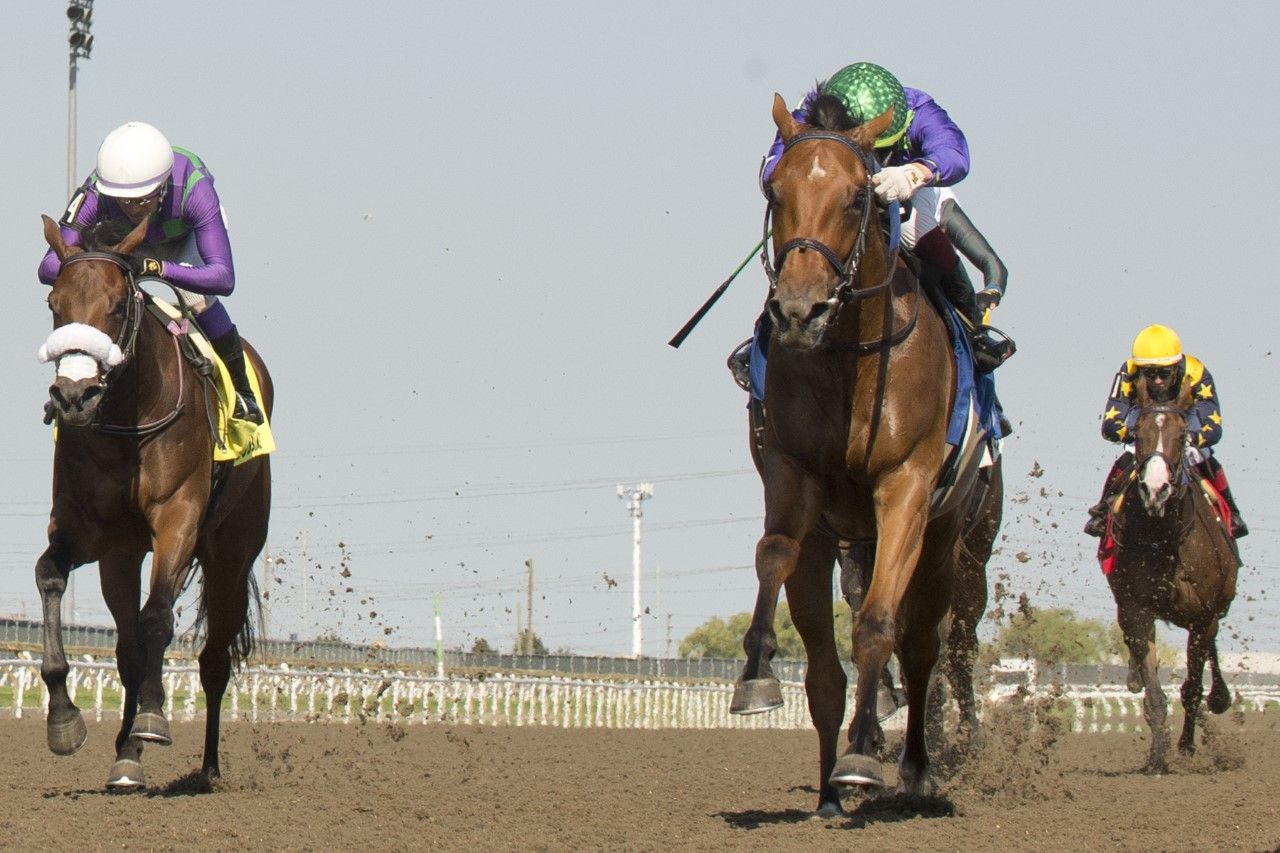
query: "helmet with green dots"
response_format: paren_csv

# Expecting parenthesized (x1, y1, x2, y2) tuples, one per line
(820, 62, 912, 148)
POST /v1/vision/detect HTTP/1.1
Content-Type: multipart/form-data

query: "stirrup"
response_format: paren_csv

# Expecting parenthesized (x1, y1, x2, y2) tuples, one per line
(234, 393, 264, 425)
(972, 325, 1016, 373)
(727, 339, 752, 392)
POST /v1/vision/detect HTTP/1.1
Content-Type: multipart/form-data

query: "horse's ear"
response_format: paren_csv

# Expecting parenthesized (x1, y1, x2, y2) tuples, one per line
(849, 106, 896, 151)
(112, 217, 151, 257)
(773, 93, 799, 143)
(42, 215, 69, 260)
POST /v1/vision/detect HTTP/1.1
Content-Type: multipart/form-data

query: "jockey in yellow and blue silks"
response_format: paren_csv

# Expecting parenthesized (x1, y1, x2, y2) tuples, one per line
(1085, 324, 1247, 538)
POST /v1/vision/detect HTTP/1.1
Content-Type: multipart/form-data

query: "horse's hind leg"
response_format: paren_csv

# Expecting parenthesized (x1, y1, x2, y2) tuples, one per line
(895, 565, 950, 796)
(1179, 626, 1211, 756)
(99, 550, 147, 788)
(783, 532, 844, 817)
(197, 463, 269, 780)
(35, 544, 86, 756)
(1206, 631, 1231, 714)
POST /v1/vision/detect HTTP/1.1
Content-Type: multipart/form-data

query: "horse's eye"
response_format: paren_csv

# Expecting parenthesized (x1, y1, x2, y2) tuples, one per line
(110, 298, 128, 318)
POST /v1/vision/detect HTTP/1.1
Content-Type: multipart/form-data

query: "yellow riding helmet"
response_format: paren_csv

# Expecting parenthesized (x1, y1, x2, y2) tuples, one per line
(1131, 324, 1183, 366)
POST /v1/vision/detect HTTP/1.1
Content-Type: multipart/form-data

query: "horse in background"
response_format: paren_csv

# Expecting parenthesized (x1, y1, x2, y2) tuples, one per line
(1105, 373, 1237, 773)
(36, 214, 273, 789)
(729, 94, 1001, 816)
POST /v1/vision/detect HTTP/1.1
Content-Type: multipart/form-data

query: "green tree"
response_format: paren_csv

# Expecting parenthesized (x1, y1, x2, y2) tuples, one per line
(992, 602, 1148, 665)
(679, 601, 854, 660)
(470, 637, 494, 654)
(513, 629, 547, 655)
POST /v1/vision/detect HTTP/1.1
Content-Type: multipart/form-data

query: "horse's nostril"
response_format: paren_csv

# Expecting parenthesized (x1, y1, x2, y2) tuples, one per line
(81, 385, 103, 407)
(806, 301, 831, 324)
(767, 299, 786, 329)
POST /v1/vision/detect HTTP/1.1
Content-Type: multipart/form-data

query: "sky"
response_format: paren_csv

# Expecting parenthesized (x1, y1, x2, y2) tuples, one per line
(2, 2, 1279, 660)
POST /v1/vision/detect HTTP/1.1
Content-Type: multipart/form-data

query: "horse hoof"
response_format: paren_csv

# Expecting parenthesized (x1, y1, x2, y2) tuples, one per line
(130, 712, 172, 746)
(106, 758, 146, 790)
(1143, 760, 1167, 776)
(814, 800, 844, 819)
(829, 752, 886, 789)
(1207, 690, 1232, 715)
(1126, 678, 1142, 694)
(47, 710, 88, 756)
(730, 678, 783, 715)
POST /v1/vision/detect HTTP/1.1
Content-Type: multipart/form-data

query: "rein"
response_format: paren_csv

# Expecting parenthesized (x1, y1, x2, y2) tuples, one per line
(57, 252, 187, 436)
(760, 131, 918, 353)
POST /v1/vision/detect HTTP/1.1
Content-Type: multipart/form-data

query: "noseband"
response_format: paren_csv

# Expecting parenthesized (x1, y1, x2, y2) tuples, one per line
(760, 131, 916, 351)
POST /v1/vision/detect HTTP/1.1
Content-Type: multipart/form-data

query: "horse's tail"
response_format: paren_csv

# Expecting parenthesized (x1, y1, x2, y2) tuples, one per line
(191, 558, 264, 668)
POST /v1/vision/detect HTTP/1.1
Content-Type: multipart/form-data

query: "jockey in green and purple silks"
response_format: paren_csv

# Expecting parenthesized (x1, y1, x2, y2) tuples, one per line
(38, 121, 261, 424)
(760, 62, 970, 201)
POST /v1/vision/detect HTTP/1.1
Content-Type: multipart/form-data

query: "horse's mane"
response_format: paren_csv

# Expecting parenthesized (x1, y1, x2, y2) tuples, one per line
(808, 85, 860, 132)
(79, 218, 136, 254)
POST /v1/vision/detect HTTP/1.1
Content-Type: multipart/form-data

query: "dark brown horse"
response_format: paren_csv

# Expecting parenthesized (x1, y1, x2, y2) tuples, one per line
(1106, 374, 1237, 773)
(729, 94, 1000, 815)
(36, 214, 272, 789)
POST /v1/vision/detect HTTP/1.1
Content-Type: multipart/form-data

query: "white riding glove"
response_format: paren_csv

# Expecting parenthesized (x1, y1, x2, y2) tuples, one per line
(1185, 444, 1205, 466)
(872, 163, 932, 202)
(976, 288, 1003, 312)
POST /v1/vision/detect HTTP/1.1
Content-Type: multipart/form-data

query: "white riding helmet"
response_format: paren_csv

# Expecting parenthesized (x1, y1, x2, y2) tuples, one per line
(95, 121, 174, 198)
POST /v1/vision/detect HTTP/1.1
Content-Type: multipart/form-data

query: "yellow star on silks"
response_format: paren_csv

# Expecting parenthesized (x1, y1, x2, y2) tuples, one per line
(1105, 406, 1121, 421)
(1115, 425, 1127, 441)
(1197, 383, 1213, 399)
(1120, 380, 1133, 397)
(1209, 411, 1222, 425)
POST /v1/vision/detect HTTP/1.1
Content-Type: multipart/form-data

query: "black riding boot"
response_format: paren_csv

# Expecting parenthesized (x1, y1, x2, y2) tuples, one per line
(940, 264, 984, 328)
(210, 326, 263, 425)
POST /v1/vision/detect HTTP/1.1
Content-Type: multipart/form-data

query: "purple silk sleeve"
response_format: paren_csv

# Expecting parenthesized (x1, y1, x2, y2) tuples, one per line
(903, 88, 970, 186)
(159, 179, 235, 297)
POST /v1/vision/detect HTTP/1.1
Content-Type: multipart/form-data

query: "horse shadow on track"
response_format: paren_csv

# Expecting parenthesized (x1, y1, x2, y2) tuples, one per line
(718, 788, 954, 830)
(42, 771, 220, 800)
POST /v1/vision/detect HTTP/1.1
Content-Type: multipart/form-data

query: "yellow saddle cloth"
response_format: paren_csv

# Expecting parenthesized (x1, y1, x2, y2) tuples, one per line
(151, 301, 276, 465)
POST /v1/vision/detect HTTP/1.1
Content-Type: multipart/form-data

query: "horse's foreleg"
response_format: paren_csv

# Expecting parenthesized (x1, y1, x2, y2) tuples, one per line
(1119, 606, 1167, 772)
(897, 589, 948, 796)
(730, 534, 801, 714)
(732, 467, 822, 715)
(35, 544, 86, 756)
(1179, 627, 1210, 756)
(133, 515, 201, 746)
(100, 551, 147, 788)
(831, 471, 931, 789)
(783, 533, 844, 816)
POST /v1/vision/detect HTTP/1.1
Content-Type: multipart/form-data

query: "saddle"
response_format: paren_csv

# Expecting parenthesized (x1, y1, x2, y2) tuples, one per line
(148, 299, 275, 465)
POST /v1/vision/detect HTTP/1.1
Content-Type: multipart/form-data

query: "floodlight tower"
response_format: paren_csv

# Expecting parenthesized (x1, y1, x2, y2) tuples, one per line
(617, 483, 653, 658)
(66, 1, 95, 200)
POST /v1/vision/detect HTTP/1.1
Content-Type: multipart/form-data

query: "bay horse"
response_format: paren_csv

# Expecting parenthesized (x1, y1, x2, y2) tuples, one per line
(36, 214, 272, 789)
(1106, 373, 1237, 773)
(730, 94, 1000, 815)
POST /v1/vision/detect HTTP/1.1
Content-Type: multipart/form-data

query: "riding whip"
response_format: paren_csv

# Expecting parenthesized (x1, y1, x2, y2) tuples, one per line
(668, 234, 768, 348)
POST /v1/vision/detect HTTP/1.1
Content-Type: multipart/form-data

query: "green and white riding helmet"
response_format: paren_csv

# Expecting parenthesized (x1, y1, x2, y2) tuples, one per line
(820, 62, 913, 149)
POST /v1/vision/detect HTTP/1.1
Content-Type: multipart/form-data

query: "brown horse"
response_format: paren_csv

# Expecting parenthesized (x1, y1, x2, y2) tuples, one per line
(1106, 374, 1237, 773)
(729, 94, 999, 815)
(36, 214, 273, 789)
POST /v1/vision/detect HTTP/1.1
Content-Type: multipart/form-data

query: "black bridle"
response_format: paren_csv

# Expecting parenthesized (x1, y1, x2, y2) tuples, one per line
(54, 252, 189, 436)
(759, 131, 917, 352)
(1132, 403, 1191, 493)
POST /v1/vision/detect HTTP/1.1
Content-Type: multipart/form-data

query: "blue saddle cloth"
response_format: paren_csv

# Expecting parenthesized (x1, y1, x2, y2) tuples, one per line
(747, 297, 1005, 444)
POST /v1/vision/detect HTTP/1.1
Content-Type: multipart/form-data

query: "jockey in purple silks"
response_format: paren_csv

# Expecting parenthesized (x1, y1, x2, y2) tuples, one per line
(38, 121, 262, 424)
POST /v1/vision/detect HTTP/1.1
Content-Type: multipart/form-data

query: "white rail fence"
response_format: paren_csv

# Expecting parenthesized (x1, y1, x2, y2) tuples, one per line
(1, 657, 1276, 733)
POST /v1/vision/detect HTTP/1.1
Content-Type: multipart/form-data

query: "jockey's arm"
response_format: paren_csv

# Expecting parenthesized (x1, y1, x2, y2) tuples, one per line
(1188, 366, 1222, 448)
(938, 196, 1007, 306)
(902, 88, 970, 187)
(156, 185, 235, 297)
(1101, 366, 1136, 443)
(37, 185, 99, 284)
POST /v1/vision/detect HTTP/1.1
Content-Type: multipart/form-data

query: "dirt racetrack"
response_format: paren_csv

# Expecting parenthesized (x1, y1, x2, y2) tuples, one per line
(4, 709, 1278, 851)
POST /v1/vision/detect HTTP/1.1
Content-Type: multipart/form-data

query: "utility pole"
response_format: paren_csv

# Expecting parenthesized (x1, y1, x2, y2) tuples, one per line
(617, 483, 653, 659)
(66, 1, 95, 201)
(62, 1, 95, 627)
(433, 595, 444, 678)
(524, 558, 534, 655)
